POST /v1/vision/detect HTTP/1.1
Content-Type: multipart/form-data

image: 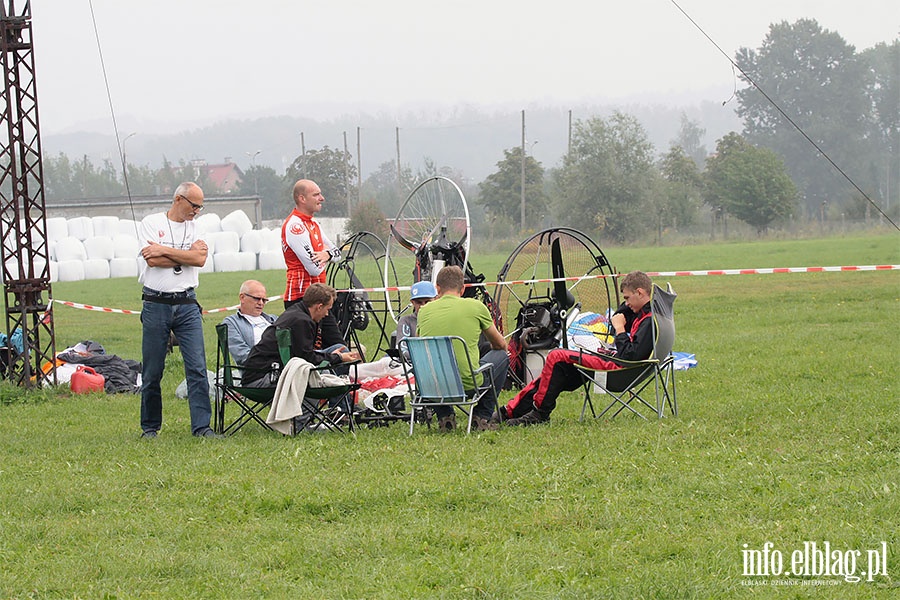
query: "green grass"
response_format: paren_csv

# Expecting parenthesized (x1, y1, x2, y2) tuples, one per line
(1, 233, 898, 598)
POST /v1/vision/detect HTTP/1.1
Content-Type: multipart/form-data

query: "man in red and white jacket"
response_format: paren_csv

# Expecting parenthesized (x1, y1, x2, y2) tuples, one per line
(281, 179, 346, 351)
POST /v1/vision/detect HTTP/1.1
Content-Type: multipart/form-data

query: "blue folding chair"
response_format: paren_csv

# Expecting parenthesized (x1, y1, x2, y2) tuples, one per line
(399, 336, 495, 435)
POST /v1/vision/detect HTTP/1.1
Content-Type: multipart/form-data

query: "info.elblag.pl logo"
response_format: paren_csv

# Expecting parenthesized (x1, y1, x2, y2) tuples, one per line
(742, 541, 889, 584)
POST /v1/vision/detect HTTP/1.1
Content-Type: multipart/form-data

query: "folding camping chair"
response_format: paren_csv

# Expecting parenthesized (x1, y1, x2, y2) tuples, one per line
(214, 324, 359, 435)
(575, 283, 678, 420)
(269, 328, 361, 434)
(214, 323, 284, 435)
(398, 336, 497, 435)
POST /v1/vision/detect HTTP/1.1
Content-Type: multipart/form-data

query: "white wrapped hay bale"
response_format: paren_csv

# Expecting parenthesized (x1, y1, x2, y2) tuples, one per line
(213, 252, 242, 272)
(91, 216, 119, 238)
(258, 250, 286, 271)
(57, 260, 85, 282)
(49, 260, 59, 282)
(67, 216, 94, 241)
(5, 257, 48, 280)
(4, 258, 18, 280)
(83, 236, 115, 260)
(239, 229, 264, 254)
(112, 234, 141, 259)
(46, 217, 68, 242)
(55, 237, 87, 262)
(195, 212, 221, 234)
(259, 227, 282, 251)
(237, 252, 257, 271)
(83, 258, 110, 280)
(206, 231, 239, 254)
(200, 255, 215, 273)
(220, 210, 253, 238)
(118, 219, 140, 238)
(109, 257, 138, 278)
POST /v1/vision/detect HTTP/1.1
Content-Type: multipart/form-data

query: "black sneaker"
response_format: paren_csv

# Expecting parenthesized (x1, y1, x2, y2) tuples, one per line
(193, 427, 223, 438)
(506, 409, 550, 427)
(140, 430, 158, 439)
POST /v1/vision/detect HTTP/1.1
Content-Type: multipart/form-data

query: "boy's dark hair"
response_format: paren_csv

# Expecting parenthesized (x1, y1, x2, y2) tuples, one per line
(619, 271, 652, 294)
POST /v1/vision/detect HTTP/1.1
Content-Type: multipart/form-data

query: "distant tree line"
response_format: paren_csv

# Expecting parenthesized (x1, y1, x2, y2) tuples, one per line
(40, 19, 897, 242)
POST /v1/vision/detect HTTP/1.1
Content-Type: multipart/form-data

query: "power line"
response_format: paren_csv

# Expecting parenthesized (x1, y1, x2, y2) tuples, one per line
(88, 0, 137, 232)
(670, 0, 898, 231)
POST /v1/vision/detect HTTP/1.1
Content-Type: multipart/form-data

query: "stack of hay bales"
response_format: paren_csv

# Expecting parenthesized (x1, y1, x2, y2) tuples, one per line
(10, 210, 346, 283)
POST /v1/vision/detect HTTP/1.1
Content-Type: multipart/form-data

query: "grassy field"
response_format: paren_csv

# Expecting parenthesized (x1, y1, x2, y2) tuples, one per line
(1, 233, 898, 598)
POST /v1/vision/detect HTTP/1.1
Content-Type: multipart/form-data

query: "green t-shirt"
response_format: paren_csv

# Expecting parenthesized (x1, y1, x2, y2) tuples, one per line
(415, 294, 493, 390)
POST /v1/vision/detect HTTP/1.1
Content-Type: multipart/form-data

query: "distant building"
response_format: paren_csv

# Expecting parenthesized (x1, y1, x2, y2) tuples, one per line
(191, 159, 244, 194)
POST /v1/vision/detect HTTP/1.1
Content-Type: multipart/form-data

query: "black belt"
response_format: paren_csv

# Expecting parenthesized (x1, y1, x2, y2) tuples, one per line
(142, 287, 198, 305)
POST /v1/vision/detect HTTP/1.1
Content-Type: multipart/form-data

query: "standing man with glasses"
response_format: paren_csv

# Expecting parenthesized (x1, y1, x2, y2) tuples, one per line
(281, 179, 345, 350)
(221, 279, 277, 365)
(137, 182, 219, 438)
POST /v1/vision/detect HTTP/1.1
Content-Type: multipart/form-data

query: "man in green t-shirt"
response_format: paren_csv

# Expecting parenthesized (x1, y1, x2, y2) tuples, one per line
(416, 266, 509, 432)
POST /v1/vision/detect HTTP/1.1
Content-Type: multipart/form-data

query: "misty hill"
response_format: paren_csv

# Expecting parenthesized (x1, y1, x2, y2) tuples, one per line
(42, 101, 740, 182)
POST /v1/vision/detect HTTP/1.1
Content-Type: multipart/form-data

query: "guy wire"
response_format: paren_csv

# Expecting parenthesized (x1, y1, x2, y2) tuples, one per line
(669, 0, 898, 231)
(88, 0, 139, 235)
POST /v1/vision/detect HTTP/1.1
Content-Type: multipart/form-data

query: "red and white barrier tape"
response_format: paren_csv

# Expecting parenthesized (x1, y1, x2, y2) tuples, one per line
(644, 265, 898, 277)
(48, 265, 899, 315)
(49, 294, 283, 316)
(48, 300, 141, 315)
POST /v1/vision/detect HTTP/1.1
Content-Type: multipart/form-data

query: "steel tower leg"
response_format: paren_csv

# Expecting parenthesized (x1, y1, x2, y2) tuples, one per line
(0, 1, 57, 387)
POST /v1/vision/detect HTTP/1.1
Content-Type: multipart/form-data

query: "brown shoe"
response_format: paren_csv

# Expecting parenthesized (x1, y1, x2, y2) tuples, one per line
(472, 415, 499, 431)
(437, 413, 456, 432)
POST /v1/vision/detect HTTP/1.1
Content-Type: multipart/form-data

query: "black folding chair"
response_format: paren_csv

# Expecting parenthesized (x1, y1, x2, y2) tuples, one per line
(213, 323, 283, 436)
(575, 284, 678, 420)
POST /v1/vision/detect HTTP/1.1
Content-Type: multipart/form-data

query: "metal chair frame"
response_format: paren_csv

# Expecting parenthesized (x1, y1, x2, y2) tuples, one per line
(398, 336, 496, 435)
(575, 284, 678, 421)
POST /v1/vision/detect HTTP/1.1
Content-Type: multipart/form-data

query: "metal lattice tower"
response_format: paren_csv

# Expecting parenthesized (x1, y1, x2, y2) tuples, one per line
(0, 0, 56, 387)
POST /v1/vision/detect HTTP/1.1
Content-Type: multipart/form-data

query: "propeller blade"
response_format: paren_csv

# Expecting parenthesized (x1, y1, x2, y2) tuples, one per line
(551, 237, 569, 309)
(389, 223, 417, 252)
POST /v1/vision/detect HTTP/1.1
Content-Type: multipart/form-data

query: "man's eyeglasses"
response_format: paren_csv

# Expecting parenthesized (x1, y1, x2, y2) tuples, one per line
(243, 293, 268, 304)
(178, 194, 204, 212)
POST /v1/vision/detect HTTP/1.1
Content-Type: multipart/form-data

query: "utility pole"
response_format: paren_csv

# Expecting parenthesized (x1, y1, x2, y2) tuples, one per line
(520, 110, 526, 232)
(568, 110, 572, 155)
(245, 150, 261, 196)
(121, 132, 136, 169)
(396, 126, 402, 201)
(356, 126, 362, 206)
(121, 132, 137, 196)
(300, 131, 306, 178)
(343, 131, 350, 217)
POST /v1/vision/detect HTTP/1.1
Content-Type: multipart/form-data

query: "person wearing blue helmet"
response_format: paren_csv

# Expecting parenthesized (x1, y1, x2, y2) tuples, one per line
(395, 280, 437, 356)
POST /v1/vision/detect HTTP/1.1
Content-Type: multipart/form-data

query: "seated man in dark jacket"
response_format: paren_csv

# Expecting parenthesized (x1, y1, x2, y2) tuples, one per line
(242, 283, 359, 387)
(498, 271, 655, 426)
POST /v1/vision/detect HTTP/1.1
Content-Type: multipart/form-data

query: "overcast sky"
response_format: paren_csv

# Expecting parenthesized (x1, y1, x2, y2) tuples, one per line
(30, 0, 899, 135)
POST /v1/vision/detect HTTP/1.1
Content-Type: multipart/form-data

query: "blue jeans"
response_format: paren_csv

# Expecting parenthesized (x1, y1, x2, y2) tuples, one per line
(434, 349, 509, 420)
(140, 289, 211, 433)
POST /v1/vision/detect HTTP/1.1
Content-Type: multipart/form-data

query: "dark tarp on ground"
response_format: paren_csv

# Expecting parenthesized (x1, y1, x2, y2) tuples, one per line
(57, 349, 141, 394)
